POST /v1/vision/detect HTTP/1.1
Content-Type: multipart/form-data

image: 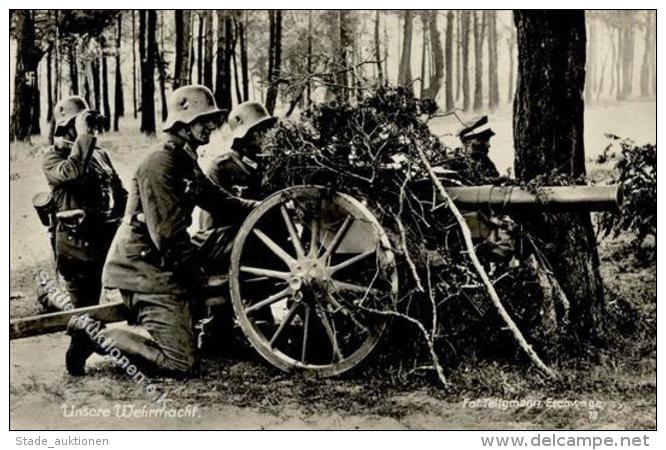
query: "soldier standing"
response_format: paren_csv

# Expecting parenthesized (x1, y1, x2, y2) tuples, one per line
(42, 96, 127, 308)
(64, 86, 256, 377)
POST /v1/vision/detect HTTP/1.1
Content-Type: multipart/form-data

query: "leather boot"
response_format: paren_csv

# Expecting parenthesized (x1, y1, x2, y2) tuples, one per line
(99, 328, 167, 376)
(65, 314, 104, 376)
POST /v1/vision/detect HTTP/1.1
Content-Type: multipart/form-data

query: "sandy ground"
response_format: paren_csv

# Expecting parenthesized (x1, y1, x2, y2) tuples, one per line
(9, 325, 655, 430)
(9, 100, 656, 430)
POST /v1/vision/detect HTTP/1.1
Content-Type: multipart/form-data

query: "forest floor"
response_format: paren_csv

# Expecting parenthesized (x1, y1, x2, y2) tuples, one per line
(9, 100, 656, 430)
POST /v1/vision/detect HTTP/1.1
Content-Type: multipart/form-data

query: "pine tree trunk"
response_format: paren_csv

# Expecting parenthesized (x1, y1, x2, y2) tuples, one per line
(113, 13, 125, 132)
(398, 10, 414, 94)
(132, 10, 138, 118)
(456, 11, 462, 102)
(174, 10, 192, 89)
(265, 10, 282, 114)
(507, 33, 515, 103)
(585, 16, 597, 103)
(639, 12, 654, 97)
(46, 46, 53, 122)
(67, 41, 78, 95)
(188, 13, 196, 84)
(155, 13, 168, 123)
(197, 12, 204, 85)
(215, 11, 233, 111)
(623, 27, 635, 99)
(419, 14, 427, 98)
(232, 17, 243, 105)
(473, 11, 484, 111)
(424, 13, 444, 100)
(487, 11, 499, 108)
(91, 58, 101, 111)
(54, 11, 60, 103)
(335, 10, 351, 103)
(513, 10, 604, 343)
(203, 11, 214, 90)
(444, 11, 454, 109)
(461, 11, 471, 111)
(306, 11, 313, 107)
(374, 11, 384, 85)
(239, 12, 249, 101)
(224, 13, 234, 106)
(100, 37, 111, 131)
(139, 10, 156, 134)
(12, 10, 43, 140)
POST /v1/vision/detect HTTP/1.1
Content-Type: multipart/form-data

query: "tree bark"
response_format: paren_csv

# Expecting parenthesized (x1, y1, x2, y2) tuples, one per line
(419, 14, 428, 98)
(513, 10, 604, 343)
(305, 11, 313, 107)
(113, 13, 125, 131)
(132, 10, 138, 118)
(507, 26, 516, 103)
(239, 12, 249, 102)
(444, 11, 454, 109)
(11, 11, 42, 140)
(140, 10, 156, 134)
(155, 13, 168, 123)
(334, 10, 352, 103)
(203, 11, 214, 90)
(54, 11, 60, 104)
(174, 10, 192, 89)
(197, 12, 204, 85)
(100, 37, 111, 131)
(423, 13, 443, 101)
(456, 11, 462, 102)
(398, 11, 414, 94)
(639, 11, 655, 97)
(265, 10, 282, 114)
(46, 45, 53, 122)
(473, 11, 484, 111)
(67, 40, 78, 95)
(91, 58, 101, 111)
(215, 11, 233, 111)
(232, 16, 243, 105)
(487, 11, 499, 108)
(461, 11, 471, 111)
(621, 25, 635, 100)
(585, 15, 597, 103)
(374, 11, 384, 85)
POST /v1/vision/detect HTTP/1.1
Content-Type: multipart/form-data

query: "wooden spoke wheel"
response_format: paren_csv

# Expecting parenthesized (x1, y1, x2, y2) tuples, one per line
(229, 186, 398, 377)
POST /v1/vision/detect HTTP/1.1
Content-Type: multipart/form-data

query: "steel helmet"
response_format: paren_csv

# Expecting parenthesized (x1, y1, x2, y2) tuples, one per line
(53, 96, 89, 136)
(228, 101, 277, 141)
(163, 85, 228, 132)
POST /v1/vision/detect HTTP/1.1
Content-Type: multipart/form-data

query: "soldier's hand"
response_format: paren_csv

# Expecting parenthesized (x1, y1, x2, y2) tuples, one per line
(74, 111, 97, 137)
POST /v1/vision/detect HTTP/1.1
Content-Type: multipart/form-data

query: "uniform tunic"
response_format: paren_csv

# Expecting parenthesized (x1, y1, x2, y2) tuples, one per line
(102, 139, 254, 295)
(42, 134, 127, 307)
(198, 150, 261, 230)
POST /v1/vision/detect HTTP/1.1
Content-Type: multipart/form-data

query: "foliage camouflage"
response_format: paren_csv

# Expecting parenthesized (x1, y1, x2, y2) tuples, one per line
(258, 86, 555, 371)
(598, 136, 656, 258)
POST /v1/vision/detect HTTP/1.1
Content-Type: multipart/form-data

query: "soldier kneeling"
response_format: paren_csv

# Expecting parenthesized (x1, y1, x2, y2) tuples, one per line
(64, 86, 256, 378)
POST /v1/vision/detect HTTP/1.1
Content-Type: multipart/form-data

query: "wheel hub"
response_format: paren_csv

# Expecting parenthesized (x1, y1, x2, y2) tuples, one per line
(290, 258, 331, 301)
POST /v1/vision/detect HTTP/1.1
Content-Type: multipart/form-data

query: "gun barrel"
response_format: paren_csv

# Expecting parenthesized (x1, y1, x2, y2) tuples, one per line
(446, 185, 622, 212)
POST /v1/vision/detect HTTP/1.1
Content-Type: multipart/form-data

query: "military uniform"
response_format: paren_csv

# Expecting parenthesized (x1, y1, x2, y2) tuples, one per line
(101, 138, 254, 376)
(42, 134, 127, 307)
(458, 115, 500, 179)
(198, 101, 275, 232)
(199, 150, 261, 230)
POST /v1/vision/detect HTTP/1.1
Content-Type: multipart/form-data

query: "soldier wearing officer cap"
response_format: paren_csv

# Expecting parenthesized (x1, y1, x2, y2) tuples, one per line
(63, 85, 256, 378)
(41, 96, 127, 308)
(458, 115, 500, 178)
(199, 101, 277, 231)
